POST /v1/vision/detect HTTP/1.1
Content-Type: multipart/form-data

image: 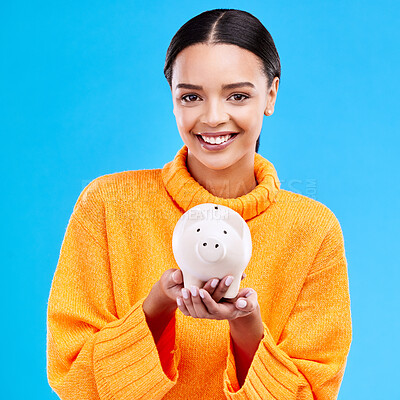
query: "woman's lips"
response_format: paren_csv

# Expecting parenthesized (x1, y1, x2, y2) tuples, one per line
(198, 131, 238, 137)
(195, 132, 239, 151)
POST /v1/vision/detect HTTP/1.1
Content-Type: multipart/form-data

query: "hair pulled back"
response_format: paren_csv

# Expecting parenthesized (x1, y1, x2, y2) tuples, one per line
(164, 9, 281, 153)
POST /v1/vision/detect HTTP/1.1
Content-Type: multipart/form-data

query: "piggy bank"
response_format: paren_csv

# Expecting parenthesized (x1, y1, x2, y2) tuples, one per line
(172, 203, 252, 299)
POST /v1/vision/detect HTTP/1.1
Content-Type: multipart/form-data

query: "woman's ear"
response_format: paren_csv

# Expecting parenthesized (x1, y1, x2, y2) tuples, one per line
(264, 107, 273, 116)
(264, 77, 279, 116)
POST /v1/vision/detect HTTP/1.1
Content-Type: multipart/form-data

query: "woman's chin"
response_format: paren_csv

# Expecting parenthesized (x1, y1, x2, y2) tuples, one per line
(188, 149, 238, 173)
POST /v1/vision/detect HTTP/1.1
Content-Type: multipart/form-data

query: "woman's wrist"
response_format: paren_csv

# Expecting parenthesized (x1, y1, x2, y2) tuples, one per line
(229, 305, 263, 333)
(143, 282, 177, 344)
(143, 281, 177, 318)
(228, 305, 264, 387)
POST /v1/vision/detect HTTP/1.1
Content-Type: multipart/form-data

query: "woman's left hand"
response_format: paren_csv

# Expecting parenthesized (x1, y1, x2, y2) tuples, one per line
(176, 278, 259, 321)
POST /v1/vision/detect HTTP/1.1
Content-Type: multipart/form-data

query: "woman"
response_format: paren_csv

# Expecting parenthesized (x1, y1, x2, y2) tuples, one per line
(47, 9, 352, 400)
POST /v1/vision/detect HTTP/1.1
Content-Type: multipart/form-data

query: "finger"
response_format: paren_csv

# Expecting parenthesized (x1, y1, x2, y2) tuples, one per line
(164, 269, 183, 295)
(220, 287, 243, 303)
(235, 290, 257, 311)
(168, 269, 185, 299)
(201, 277, 220, 296)
(198, 288, 244, 320)
(245, 289, 255, 298)
(202, 273, 245, 299)
(198, 288, 220, 317)
(159, 269, 184, 305)
(176, 295, 190, 316)
(172, 269, 183, 285)
(180, 288, 197, 317)
(189, 286, 210, 318)
(236, 298, 248, 310)
(212, 275, 235, 303)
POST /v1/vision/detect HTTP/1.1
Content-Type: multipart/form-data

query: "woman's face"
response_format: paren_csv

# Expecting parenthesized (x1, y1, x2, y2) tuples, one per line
(171, 43, 278, 172)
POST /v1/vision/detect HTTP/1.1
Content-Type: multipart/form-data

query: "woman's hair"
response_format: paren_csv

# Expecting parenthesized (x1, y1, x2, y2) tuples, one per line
(164, 9, 281, 153)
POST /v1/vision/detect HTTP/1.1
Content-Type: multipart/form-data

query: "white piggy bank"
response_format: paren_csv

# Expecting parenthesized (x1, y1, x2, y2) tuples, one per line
(172, 203, 252, 299)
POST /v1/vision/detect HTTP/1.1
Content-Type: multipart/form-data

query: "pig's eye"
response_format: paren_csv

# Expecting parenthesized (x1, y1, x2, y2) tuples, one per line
(223, 230, 227, 234)
(197, 228, 200, 232)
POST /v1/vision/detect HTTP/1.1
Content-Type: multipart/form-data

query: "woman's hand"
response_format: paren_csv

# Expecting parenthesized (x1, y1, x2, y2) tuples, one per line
(155, 268, 186, 310)
(156, 268, 245, 311)
(176, 274, 258, 321)
(143, 268, 189, 344)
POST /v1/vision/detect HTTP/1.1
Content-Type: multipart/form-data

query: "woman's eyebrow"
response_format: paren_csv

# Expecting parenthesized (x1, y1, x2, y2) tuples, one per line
(176, 82, 255, 90)
(223, 82, 255, 90)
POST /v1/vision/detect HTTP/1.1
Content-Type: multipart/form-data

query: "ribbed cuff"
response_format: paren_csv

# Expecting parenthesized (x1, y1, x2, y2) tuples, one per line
(156, 311, 181, 379)
(93, 298, 180, 400)
(223, 322, 299, 399)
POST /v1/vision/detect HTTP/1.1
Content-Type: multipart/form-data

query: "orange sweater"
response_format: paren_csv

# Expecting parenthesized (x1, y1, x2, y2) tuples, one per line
(47, 145, 352, 399)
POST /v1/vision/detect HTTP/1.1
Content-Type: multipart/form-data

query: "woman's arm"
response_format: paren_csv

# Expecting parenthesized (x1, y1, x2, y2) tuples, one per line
(222, 215, 352, 399)
(143, 280, 177, 344)
(229, 306, 264, 388)
(47, 184, 180, 400)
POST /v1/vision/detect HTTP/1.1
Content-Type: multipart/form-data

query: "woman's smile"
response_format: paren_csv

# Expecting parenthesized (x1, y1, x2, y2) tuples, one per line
(195, 132, 240, 151)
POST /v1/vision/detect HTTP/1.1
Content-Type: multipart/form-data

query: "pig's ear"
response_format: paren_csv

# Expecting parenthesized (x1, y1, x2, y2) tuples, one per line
(226, 210, 245, 238)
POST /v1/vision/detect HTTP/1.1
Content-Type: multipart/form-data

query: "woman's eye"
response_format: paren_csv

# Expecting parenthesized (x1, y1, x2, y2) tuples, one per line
(230, 93, 249, 102)
(181, 94, 200, 102)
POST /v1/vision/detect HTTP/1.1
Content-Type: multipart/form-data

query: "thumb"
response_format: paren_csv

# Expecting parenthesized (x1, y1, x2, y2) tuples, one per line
(172, 269, 183, 284)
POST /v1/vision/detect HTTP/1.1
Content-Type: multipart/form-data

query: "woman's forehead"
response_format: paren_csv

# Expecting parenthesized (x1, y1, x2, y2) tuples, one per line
(171, 43, 266, 88)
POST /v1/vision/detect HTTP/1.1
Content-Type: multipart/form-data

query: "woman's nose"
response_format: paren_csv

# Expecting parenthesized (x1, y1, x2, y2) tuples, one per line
(200, 100, 229, 127)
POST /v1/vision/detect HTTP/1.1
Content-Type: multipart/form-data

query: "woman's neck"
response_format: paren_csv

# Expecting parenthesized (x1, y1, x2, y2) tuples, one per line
(186, 152, 258, 199)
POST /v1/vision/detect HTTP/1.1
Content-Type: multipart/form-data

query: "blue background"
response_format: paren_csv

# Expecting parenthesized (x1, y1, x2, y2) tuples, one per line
(2, 1, 398, 398)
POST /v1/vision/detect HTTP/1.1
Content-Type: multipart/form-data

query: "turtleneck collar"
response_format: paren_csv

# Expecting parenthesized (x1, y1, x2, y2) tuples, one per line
(161, 145, 281, 221)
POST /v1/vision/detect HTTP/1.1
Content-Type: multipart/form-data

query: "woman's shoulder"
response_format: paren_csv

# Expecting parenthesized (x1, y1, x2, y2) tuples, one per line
(73, 168, 164, 211)
(273, 188, 343, 236)
(275, 188, 335, 211)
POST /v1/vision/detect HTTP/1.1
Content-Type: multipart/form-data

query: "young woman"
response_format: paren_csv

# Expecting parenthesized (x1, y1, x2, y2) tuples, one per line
(47, 9, 352, 400)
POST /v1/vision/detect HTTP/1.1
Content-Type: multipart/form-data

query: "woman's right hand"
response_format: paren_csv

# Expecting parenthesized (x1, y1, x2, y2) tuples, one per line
(142, 269, 184, 344)
(157, 268, 186, 310)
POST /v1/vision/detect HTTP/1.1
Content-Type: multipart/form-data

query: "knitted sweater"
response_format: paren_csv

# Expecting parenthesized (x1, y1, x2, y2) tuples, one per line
(47, 145, 352, 400)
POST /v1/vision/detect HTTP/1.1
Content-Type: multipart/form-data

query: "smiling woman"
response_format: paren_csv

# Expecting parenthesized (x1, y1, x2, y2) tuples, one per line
(170, 43, 278, 198)
(47, 8, 352, 400)
(164, 9, 281, 155)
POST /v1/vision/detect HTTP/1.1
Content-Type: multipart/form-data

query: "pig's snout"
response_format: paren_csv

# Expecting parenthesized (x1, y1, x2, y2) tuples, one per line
(197, 237, 225, 263)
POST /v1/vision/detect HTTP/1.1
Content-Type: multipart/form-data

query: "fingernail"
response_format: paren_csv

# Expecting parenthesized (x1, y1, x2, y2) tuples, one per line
(190, 286, 197, 296)
(177, 298, 182, 306)
(181, 288, 189, 299)
(237, 299, 247, 308)
(199, 289, 205, 299)
(245, 290, 254, 298)
(211, 279, 219, 288)
(225, 276, 234, 286)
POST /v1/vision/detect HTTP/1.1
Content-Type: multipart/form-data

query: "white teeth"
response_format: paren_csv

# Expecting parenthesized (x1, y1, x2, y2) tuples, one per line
(200, 134, 232, 144)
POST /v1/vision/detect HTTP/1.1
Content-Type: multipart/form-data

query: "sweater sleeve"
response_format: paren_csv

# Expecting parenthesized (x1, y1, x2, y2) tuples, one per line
(46, 183, 181, 399)
(223, 215, 353, 399)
